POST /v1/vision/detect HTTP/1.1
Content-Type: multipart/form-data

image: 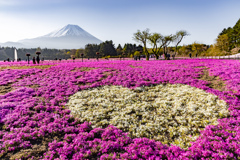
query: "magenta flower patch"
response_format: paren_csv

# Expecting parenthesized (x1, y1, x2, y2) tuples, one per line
(0, 59, 239, 159)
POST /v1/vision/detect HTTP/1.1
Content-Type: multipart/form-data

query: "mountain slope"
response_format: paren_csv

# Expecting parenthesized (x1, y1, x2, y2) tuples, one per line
(43, 24, 95, 38)
(1, 24, 102, 49)
(0, 42, 25, 48)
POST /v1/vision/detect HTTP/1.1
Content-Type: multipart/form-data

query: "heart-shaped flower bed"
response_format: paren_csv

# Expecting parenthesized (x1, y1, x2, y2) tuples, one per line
(66, 83, 229, 149)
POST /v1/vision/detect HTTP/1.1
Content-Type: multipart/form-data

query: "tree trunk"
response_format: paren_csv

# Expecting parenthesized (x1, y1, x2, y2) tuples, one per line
(144, 44, 149, 61)
(146, 54, 149, 60)
(175, 45, 178, 56)
(163, 46, 168, 60)
(164, 53, 168, 60)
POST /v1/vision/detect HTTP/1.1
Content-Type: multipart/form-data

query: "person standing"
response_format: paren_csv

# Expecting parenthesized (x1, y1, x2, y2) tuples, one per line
(33, 57, 36, 64)
(189, 53, 192, 58)
(167, 53, 170, 60)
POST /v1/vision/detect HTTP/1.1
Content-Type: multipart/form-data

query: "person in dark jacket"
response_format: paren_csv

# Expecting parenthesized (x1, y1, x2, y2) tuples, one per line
(33, 57, 36, 64)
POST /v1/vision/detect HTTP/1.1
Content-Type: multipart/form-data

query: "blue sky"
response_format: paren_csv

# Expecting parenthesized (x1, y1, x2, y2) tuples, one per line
(0, 0, 240, 47)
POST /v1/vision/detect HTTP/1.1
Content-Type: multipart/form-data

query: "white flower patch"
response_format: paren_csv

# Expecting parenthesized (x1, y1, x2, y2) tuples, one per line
(66, 84, 229, 149)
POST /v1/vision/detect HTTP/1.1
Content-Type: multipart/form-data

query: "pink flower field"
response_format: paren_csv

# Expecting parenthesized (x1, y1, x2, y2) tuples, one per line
(0, 59, 240, 160)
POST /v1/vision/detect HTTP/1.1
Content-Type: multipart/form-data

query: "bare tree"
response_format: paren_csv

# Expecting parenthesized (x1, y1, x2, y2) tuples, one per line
(162, 35, 174, 59)
(148, 33, 164, 59)
(173, 30, 189, 56)
(133, 29, 150, 60)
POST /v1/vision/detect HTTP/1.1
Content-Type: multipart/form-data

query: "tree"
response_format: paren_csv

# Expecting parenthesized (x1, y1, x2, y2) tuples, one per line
(85, 44, 100, 58)
(136, 45, 143, 51)
(148, 33, 164, 59)
(99, 40, 117, 57)
(162, 35, 174, 59)
(133, 29, 150, 60)
(232, 18, 240, 48)
(178, 45, 187, 55)
(192, 42, 205, 57)
(216, 34, 229, 51)
(219, 27, 232, 36)
(75, 49, 85, 58)
(217, 18, 240, 51)
(117, 44, 123, 50)
(123, 44, 131, 56)
(134, 50, 141, 56)
(123, 43, 137, 57)
(213, 28, 232, 56)
(36, 47, 41, 52)
(116, 44, 123, 56)
(70, 49, 76, 56)
(173, 30, 189, 56)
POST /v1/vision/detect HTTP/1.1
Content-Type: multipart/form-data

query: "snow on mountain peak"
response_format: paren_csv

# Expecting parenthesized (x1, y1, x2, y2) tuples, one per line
(7, 24, 102, 49)
(43, 24, 94, 38)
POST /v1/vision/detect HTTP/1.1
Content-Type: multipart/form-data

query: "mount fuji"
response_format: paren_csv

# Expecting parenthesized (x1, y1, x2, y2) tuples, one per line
(0, 24, 102, 49)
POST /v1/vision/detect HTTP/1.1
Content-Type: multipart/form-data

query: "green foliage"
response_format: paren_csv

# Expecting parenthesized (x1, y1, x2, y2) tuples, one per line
(123, 43, 133, 56)
(36, 47, 42, 52)
(85, 44, 100, 58)
(219, 27, 232, 36)
(134, 51, 141, 56)
(216, 18, 240, 53)
(99, 40, 117, 57)
(75, 49, 85, 58)
(102, 55, 111, 59)
(232, 19, 240, 47)
(116, 44, 123, 56)
(216, 34, 229, 52)
(84, 41, 142, 58)
(178, 45, 192, 55)
(207, 45, 223, 56)
(123, 43, 142, 57)
(177, 43, 209, 56)
(85, 41, 117, 58)
(192, 42, 204, 56)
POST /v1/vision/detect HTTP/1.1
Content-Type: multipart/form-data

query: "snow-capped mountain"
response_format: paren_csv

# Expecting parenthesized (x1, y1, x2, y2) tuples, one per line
(43, 24, 95, 38)
(0, 24, 102, 49)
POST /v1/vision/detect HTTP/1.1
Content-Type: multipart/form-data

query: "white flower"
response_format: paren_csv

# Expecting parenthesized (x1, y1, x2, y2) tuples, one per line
(66, 84, 229, 149)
